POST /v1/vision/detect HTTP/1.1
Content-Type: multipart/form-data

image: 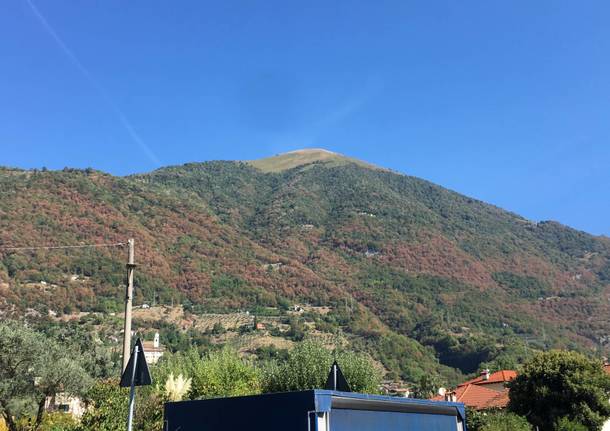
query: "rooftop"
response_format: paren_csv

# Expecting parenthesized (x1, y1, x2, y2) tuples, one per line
(142, 340, 165, 353)
(431, 369, 517, 411)
(432, 384, 509, 410)
(457, 370, 517, 387)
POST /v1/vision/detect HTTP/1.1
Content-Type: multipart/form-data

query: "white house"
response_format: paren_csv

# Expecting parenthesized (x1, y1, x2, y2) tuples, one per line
(44, 393, 85, 418)
(142, 332, 165, 365)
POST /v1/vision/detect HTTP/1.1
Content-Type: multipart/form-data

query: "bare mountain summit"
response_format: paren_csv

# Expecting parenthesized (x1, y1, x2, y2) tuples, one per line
(248, 148, 381, 172)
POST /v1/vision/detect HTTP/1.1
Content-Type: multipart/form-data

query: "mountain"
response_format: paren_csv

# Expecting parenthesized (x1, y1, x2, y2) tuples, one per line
(1, 150, 609, 385)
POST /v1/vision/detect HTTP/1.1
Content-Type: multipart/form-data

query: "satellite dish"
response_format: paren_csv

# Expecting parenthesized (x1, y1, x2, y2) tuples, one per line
(437, 387, 447, 396)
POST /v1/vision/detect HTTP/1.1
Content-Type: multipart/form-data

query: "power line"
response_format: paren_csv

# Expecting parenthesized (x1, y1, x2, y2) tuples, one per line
(0, 242, 126, 252)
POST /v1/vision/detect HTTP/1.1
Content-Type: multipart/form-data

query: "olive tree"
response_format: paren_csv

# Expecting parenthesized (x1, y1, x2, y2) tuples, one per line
(0, 321, 91, 431)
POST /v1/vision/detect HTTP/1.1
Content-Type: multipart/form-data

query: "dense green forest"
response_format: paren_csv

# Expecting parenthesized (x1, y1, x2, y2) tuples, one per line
(1, 150, 609, 386)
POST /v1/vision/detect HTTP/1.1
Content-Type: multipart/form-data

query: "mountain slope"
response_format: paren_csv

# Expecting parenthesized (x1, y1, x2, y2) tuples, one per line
(1, 153, 609, 385)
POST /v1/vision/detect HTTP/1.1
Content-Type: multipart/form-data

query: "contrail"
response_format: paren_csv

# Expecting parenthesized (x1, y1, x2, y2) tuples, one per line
(25, 0, 162, 167)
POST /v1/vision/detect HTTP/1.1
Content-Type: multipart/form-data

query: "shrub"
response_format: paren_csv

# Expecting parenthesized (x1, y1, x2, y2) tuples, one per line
(262, 340, 381, 394)
(467, 410, 531, 431)
(189, 348, 261, 399)
(554, 417, 588, 431)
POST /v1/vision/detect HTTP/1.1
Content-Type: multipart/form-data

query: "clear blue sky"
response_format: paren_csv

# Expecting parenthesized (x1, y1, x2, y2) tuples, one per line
(1, 1, 609, 235)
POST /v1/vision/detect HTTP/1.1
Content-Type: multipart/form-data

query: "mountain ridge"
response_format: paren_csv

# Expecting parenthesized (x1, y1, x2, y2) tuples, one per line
(1, 152, 609, 385)
(5, 152, 604, 240)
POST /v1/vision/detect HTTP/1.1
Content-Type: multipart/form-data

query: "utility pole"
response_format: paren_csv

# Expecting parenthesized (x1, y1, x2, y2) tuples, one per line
(122, 238, 136, 372)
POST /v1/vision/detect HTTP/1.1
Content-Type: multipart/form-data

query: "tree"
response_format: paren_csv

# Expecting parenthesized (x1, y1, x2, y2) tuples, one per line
(555, 417, 588, 431)
(467, 410, 531, 431)
(40, 323, 119, 379)
(509, 350, 610, 430)
(412, 374, 442, 399)
(479, 412, 531, 431)
(155, 348, 262, 400)
(189, 348, 261, 399)
(0, 321, 91, 431)
(36, 411, 78, 431)
(262, 340, 381, 394)
(210, 322, 225, 335)
(153, 349, 202, 385)
(79, 378, 170, 431)
(78, 380, 127, 431)
(286, 317, 306, 341)
(336, 349, 381, 394)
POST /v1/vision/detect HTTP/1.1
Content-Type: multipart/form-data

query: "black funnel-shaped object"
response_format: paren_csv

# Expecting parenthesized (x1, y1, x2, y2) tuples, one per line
(324, 360, 351, 392)
(120, 338, 152, 387)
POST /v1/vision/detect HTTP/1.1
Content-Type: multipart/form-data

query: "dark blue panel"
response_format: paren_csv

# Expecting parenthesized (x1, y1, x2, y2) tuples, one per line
(330, 409, 457, 431)
(164, 390, 466, 431)
(164, 391, 316, 431)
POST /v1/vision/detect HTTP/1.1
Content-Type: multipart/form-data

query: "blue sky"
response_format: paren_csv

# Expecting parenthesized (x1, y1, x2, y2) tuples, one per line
(1, 1, 609, 235)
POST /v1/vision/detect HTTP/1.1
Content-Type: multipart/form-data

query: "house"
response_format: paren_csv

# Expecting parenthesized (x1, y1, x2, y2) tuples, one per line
(44, 392, 85, 418)
(380, 381, 412, 398)
(457, 369, 517, 393)
(431, 369, 516, 411)
(437, 383, 510, 410)
(142, 332, 165, 365)
(291, 305, 304, 313)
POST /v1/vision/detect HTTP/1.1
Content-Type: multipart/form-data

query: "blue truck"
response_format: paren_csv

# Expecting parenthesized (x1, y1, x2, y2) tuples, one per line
(164, 390, 467, 431)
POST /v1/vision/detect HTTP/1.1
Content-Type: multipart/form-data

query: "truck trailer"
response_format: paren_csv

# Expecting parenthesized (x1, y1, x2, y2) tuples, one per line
(164, 390, 467, 431)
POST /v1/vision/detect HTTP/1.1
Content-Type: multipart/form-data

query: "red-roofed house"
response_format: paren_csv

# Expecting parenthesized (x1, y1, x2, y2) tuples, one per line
(457, 369, 517, 392)
(431, 369, 516, 411)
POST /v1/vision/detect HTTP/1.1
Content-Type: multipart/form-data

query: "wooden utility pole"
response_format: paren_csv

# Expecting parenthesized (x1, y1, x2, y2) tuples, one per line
(122, 238, 136, 372)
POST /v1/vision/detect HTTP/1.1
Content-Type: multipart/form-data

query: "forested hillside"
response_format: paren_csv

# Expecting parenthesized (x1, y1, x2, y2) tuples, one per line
(1, 149, 609, 386)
